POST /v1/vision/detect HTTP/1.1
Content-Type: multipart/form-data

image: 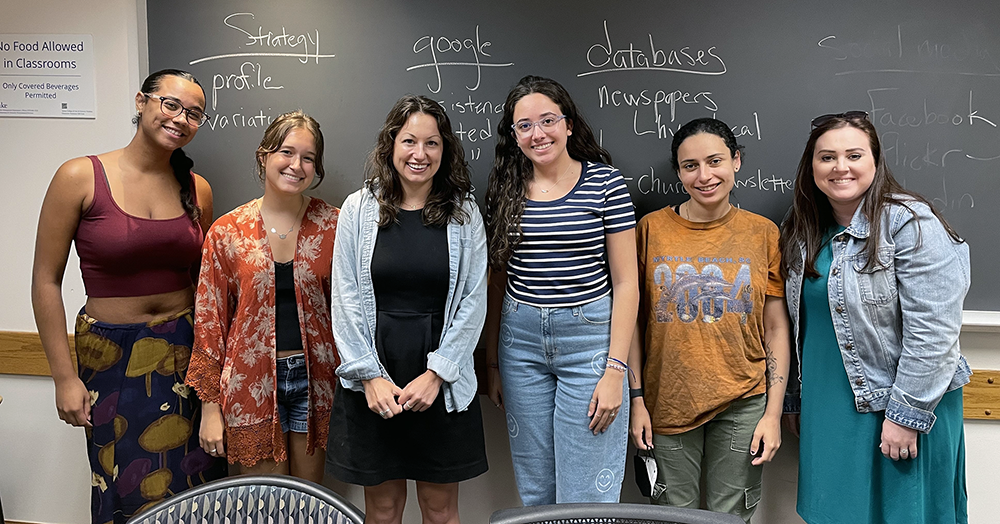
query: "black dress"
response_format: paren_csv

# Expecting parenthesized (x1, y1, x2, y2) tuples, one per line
(327, 209, 488, 485)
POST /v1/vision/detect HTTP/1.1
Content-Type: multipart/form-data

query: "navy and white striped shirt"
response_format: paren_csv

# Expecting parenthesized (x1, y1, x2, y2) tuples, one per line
(507, 162, 636, 307)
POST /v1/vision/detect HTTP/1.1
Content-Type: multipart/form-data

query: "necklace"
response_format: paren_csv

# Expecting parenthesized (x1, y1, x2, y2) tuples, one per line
(260, 197, 306, 240)
(402, 200, 424, 210)
(681, 201, 732, 222)
(537, 162, 576, 193)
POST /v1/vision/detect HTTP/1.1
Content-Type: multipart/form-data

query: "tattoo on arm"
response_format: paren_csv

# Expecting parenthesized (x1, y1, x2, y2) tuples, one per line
(765, 342, 785, 389)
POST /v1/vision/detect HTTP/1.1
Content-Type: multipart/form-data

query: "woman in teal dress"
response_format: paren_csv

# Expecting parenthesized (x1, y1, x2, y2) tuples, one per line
(779, 111, 969, 524)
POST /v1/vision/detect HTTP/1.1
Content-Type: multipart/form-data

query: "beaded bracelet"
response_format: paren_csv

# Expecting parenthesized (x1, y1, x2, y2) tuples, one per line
(606, 356, 637, 382)
(605, 361, 628, 374)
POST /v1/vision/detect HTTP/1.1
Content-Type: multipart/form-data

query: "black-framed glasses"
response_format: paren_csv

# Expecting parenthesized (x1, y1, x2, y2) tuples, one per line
(811, 111, 869, 128)
(143, 93, 210, 126)
(512, 114, 567, 136)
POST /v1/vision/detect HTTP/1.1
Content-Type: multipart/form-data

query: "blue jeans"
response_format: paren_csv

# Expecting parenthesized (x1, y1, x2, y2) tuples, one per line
(499, 294, 628, 505)
(276, 354, 309, 433)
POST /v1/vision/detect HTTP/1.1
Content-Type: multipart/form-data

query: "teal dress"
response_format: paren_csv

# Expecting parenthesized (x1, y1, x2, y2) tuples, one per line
(797, 229, 968, 524)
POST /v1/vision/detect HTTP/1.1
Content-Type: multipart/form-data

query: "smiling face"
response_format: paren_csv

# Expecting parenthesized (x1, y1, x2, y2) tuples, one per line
(392, 111, 443, 196)
(262, 127, 317, 196)
(812, 126, 876, 218)
(135, 75, 205, 151)
(675, 132, 740, 212)
(512, 92, 572, 167)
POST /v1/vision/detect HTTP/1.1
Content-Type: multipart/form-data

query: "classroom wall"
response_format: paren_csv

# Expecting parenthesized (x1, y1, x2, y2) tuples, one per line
(0, 2, 996, 523)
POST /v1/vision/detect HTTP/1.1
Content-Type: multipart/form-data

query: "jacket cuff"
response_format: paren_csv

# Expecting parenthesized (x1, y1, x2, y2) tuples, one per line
(885, 396, 936, 434)
(335, 353, 383, 382)
(426, 352, 461, 383)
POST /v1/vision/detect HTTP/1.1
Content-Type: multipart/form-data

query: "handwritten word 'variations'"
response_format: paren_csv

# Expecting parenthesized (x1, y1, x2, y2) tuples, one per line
(407, 26, 513, 93)
(580, 20, 727, 77)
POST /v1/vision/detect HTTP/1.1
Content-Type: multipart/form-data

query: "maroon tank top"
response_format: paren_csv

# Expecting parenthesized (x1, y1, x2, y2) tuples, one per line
(74, 155, 204, 298)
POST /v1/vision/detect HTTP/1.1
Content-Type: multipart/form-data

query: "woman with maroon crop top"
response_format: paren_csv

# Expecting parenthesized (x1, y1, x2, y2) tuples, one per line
(31, 69, 226, 523)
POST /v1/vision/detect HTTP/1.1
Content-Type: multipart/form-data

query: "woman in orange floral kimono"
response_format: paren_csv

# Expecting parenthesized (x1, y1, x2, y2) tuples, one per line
(187, 111, 339, 482)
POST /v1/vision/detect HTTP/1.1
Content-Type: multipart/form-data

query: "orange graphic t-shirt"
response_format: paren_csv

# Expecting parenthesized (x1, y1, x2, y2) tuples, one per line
(636, 206, 783, 435)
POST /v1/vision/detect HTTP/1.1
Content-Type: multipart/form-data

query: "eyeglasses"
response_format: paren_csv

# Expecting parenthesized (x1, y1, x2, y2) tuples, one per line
(143, 93, 210, 126)
(512, 114, 567, 136)
(811, 111, 869, 128)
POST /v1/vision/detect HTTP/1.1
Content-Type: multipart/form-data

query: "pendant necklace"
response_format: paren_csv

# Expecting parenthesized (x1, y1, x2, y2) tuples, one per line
(260, 197, 306, 240)
(538, 162, 576, 194)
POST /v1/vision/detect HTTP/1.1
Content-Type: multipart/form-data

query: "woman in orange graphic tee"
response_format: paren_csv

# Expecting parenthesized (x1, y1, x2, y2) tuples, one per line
(628, 118, 790, 523)
(187, 111, 339, 481)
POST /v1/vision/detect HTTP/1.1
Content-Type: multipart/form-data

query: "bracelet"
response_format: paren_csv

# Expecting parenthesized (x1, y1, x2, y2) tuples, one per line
(606, 357, 637, 382)
(605, 362, 628, 374)
(629, 387, 644, 399)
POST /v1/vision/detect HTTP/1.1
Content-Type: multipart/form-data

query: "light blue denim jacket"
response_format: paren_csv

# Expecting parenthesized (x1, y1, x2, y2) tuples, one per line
(784, 198, 971, 433)
(330, 187, 488, 412)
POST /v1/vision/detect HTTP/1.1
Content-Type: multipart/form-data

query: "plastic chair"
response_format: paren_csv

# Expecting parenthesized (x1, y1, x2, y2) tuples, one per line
(490, 502, 746, 524)
(127, 474, 364, 524)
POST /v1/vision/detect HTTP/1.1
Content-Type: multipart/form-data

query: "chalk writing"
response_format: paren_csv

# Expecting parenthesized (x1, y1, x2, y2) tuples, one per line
(868, 89, 996, 129)
(189, 13, 333, 65)
(820, 25, 1000, 77)
(407, 26, 513, 93)
(579, 20, 726, 77)
(210, 61, 283, 110)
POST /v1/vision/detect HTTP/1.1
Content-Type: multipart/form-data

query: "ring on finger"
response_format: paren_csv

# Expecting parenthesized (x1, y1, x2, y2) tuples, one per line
(379, 409, 390, 419)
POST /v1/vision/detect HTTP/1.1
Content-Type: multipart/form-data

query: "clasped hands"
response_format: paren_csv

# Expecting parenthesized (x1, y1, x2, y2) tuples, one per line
(363, 371, 442, 420)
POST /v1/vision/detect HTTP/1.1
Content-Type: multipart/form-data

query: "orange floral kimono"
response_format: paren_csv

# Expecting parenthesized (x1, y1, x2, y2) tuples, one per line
(188, 198, 339, 466)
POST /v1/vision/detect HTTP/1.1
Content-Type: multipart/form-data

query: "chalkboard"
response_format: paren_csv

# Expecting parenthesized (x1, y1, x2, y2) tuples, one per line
(147, 0, 1000, 310)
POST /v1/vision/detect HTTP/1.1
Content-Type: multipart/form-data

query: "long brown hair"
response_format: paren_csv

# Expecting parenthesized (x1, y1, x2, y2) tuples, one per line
(779, 114, 963, 278)
(484, 75, 611, 270)
(365, 94, 471, 227)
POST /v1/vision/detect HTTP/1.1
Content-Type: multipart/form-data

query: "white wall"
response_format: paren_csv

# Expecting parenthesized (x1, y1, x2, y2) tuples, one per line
(0, 1, 142, 522)
(1, 2, 997, 523)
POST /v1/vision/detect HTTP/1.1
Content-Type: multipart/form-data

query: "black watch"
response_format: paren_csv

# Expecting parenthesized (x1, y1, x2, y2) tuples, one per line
(629, 387, 644, 399)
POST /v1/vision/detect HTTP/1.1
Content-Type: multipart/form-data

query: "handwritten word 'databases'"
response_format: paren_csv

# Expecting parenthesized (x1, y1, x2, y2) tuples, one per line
(408, 26, 513, 94)
(580, 20, 727, 77)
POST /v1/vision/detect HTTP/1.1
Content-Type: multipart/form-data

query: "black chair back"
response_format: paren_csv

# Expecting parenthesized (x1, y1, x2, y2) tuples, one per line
(127, 475, 364, 524)
(490, 503, 746, 524)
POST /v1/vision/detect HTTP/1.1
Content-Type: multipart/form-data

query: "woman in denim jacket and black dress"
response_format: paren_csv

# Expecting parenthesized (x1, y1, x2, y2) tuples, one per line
(780, 112, 969, 524)
(327, 94, 488, 524)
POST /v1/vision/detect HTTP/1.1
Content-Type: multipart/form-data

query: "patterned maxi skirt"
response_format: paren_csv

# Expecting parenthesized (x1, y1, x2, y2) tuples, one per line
(75, 308, 227, 524)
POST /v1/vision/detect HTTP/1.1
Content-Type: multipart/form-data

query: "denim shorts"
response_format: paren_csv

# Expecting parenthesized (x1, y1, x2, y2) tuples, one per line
(276, 353, 309, 433)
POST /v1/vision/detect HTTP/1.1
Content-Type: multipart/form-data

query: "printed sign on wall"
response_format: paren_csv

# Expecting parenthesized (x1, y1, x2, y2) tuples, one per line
(0, 34, 95, 118)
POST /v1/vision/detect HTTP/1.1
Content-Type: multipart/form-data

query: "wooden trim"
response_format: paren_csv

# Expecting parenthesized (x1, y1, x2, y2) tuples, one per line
(0, 331, 74, 377)
(2, 330, 999, 423)
(964, 369, 1000, 421)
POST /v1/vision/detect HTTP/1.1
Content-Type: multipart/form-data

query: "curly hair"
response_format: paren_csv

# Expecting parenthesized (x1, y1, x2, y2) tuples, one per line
(365, 94, 471, 227)
(779, 113, 963, 279)
(484, 75, 611, 270)
(255, 110, 326, 187)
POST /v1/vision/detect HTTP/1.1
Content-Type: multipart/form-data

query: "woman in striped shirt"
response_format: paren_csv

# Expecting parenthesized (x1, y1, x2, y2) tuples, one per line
(484, 75, 640, 505)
